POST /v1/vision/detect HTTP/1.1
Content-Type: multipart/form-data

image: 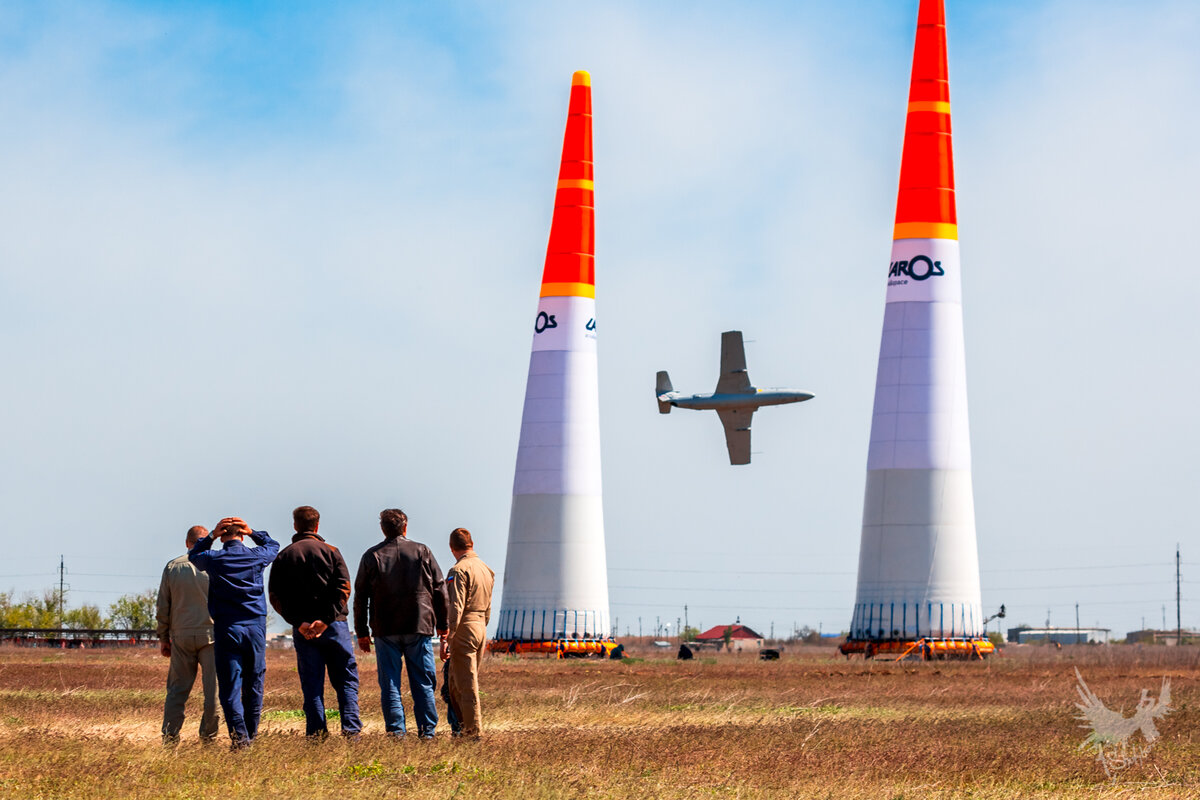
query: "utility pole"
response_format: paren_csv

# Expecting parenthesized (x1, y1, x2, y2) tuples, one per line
(656, 615, 661, 638)
(770, 621, 774, 641)
(638, 617, 642, 638)
(676, 617, 681, 643)
(58, 555, 66, 630)
(1075, 602, 1081, 644)
(1177, 543, 1183, 646)
(684, 605, 688, 636)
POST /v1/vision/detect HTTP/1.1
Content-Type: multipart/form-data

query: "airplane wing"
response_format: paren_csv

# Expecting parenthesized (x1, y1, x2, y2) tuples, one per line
(717, 408, 753, 465)
(715, 330, 752, 395)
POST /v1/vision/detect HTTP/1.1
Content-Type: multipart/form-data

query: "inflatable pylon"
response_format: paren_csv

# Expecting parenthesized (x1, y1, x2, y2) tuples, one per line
(495, 72, 611, 647)
(842, 0, 991, 660)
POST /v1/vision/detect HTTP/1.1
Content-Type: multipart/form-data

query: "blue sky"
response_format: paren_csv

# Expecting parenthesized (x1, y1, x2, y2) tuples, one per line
(1, 0, 1197, 639)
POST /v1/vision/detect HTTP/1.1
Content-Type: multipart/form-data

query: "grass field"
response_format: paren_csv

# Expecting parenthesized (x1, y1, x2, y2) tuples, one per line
(0, 642, 1196, 799)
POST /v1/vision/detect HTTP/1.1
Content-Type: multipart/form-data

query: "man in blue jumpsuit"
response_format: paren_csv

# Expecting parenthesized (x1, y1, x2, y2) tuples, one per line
(189, 516, 279, 748)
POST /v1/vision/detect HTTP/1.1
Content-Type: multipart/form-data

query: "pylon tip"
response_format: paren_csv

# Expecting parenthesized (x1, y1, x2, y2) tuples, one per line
(572, 71, 591, 87)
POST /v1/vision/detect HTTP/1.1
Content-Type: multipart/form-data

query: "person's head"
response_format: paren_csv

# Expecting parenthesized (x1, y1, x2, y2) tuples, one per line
(218, 524, 244, 543)
(449, 527, 473, 556)
(293, 505, 320, 534)
(380, 509, 408, 539)
(186, 525, 208, 549)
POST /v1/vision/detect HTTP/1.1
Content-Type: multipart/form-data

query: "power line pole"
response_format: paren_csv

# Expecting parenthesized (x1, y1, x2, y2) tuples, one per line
(684, 605, 688, 635)
(58, 555, 66, 630)
(1075, 602, 1081, 644)
(1177, 543, 1183, 646)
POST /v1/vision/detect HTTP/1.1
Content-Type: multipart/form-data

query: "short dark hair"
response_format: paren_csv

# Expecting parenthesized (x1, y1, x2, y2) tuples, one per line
(380, 509, 408, 539)
(186, 526, 208, 547)
(293, 505, 320, 532)
(449, 528, 473, 551)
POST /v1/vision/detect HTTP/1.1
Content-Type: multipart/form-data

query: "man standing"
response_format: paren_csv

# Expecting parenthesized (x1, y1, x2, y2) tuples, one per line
(188, 516, 279, 748)
(157, 524, 219, 745)
(268, 505, 362, 740)
(441, 528, 494, 741)
(353, 508, 448, 739)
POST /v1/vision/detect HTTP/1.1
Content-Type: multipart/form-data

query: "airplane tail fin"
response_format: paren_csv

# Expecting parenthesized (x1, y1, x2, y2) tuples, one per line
(656, 371, 673, 414)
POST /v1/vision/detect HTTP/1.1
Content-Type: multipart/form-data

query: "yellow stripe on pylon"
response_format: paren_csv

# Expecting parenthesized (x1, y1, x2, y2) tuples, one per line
(540, 282, 595, 298)
(907, 100, 951, 114)
(557, 179, 595, 190)
(893, 221, 958, 240)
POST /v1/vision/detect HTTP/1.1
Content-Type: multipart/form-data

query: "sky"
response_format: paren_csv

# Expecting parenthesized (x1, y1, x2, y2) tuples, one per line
(1, 0, 1197, 640)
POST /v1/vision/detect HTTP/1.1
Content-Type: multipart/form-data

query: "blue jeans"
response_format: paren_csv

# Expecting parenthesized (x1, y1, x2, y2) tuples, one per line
(375, 634, 438, 737)
(213, 621, 266, 745)
(293, 620, 362, 737)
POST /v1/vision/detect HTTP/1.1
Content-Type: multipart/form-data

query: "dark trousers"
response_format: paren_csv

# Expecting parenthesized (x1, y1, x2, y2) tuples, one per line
(293, 620, 362, 737)
(214, 621, 266, 745)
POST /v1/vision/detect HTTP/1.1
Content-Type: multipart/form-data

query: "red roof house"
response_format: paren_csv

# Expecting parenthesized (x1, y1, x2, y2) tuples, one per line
(694, 624, 764, 651)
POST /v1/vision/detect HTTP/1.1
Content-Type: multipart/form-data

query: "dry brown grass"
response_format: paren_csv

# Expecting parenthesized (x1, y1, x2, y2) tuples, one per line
(0, 643, 1196, 798)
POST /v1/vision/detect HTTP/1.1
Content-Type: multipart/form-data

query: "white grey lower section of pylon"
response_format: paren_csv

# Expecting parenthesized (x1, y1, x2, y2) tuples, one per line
(497, 492, 610, 640)
(850, 467, 983, 639)
(513, 349, 603, 496)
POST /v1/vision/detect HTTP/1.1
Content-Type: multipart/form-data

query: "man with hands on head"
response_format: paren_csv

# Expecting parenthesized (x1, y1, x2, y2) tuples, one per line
(268, 505, 362, 740)
(156, 524, 219, 745)
(188, 517, 279, 749)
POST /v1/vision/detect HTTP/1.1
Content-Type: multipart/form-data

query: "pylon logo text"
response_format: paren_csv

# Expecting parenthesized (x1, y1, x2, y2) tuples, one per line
(888, 254, 944, 282)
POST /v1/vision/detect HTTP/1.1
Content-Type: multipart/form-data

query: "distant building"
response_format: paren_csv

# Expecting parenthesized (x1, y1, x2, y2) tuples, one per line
(268, 633, 294, 649)
(1007, 626, 1110, 645)
(694, 624, 764, 652)
(1125, 629, 1200, 646)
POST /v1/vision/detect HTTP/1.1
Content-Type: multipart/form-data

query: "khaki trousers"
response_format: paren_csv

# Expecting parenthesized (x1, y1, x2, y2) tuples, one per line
(163, 632, 219, 742)
(447, 617, 487, 737)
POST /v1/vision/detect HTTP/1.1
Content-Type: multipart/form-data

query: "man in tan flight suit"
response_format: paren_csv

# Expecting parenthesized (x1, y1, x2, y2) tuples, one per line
(157, 525, 219, 745)
(440, 528, 494, 740)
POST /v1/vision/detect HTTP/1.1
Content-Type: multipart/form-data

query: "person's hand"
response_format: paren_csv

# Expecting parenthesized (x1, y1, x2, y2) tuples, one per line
(215, 517, 251, 538)
(308, 620, 327, 638)
(439, 639, 450, 661)
(160, 642, 171, 658)
(297, 622, 312, 639)
(358, 637, 371, 654)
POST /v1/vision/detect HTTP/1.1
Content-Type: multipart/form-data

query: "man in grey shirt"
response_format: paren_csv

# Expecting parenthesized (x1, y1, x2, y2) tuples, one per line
(157, 524, 219, 744)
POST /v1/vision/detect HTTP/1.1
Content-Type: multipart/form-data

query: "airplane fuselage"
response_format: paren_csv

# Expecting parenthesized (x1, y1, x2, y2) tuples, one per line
(663, 389, 814, 412)
(656, 330, 814, 464)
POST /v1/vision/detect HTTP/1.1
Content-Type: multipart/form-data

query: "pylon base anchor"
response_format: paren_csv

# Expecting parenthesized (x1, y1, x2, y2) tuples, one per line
(839, 637, 995, 661)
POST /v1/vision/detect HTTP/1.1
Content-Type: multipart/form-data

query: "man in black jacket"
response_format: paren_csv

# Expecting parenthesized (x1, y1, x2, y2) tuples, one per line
(268, 505, 362, 739)
(353, 508, 448, 739)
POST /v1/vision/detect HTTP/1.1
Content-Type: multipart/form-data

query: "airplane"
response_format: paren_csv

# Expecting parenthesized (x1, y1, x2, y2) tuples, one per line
(656, 331, 814, 465)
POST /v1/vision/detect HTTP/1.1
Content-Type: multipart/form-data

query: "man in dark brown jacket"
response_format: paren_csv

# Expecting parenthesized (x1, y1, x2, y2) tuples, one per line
(268, 505, 361, 739)
(353, 508, 448, 739)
